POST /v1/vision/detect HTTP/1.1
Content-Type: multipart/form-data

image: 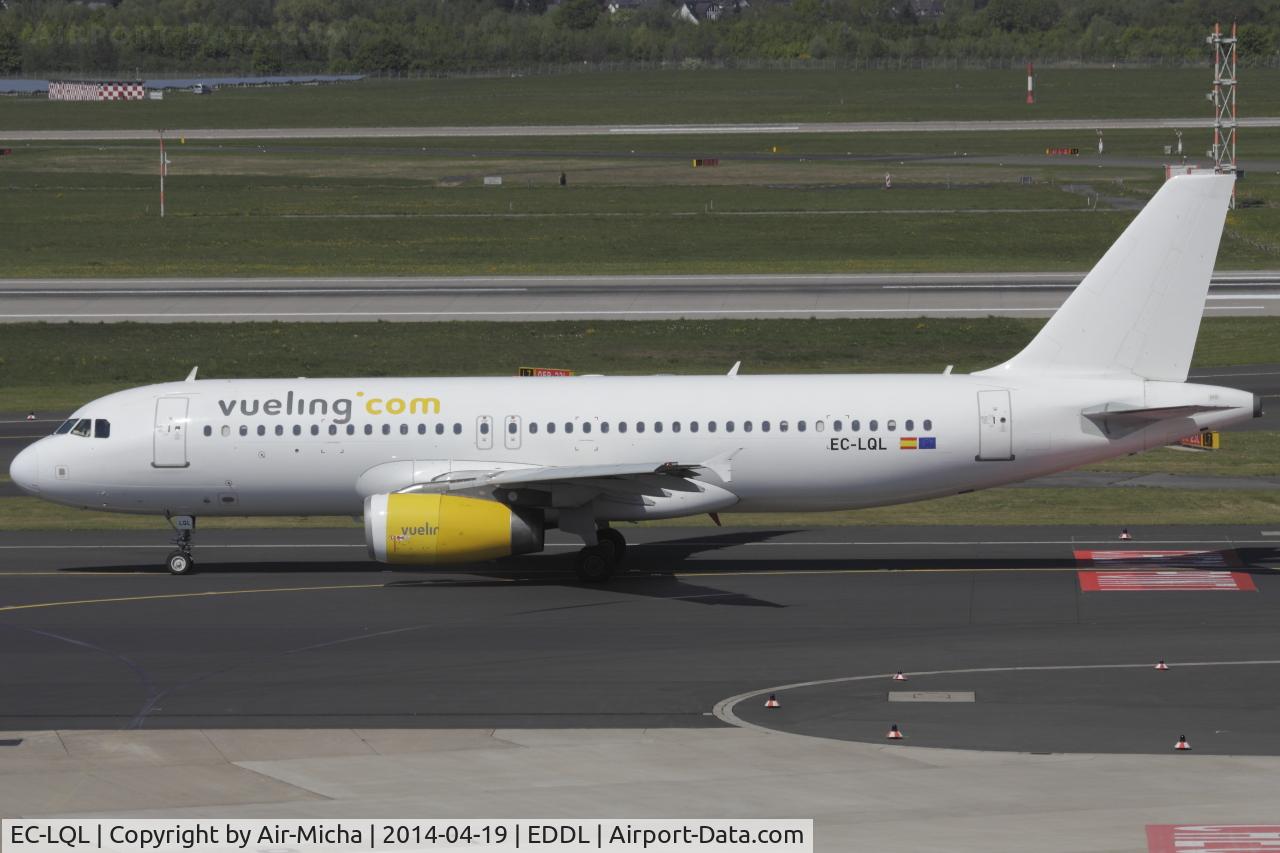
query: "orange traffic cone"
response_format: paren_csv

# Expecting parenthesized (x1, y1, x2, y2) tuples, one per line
(1155, 660, 1169, 671)
(887, 724, 904, 740)
(1175, 735, 1191, 751)
(1119, 528, 1132, 540)
(891, 671, 908, 681)
(764, 694, 780, 709)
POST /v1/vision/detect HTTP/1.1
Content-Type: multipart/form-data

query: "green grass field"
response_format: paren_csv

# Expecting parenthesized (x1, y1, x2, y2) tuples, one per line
(4, 69, 1280, 130)
(2, 317, 1278, 411)
(3, 129, 1279, 277)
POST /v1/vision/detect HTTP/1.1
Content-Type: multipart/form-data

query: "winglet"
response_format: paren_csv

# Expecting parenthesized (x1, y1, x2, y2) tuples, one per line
(727, 361, 741, 376)
(184, 366, 199, 382)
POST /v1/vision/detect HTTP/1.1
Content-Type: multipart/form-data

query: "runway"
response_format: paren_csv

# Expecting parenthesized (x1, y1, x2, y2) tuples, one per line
(4, 271, 1280, 322)
(0, 523, 1277, 751)
(7, 116, 1280, 141)
(2, 525, 1278, 847)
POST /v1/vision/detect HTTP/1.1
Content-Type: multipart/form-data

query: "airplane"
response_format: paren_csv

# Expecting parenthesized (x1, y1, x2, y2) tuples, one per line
(7, 173, 1261, 581)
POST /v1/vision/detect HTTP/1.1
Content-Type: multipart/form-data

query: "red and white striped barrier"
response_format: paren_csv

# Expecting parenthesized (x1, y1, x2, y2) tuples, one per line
(48, 81, 145, 102)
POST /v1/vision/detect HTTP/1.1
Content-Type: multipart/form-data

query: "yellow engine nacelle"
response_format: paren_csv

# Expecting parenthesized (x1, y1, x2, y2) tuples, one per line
(364, 493, 544, 565)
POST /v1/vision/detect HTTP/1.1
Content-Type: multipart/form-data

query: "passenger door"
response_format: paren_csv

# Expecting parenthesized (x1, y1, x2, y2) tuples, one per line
(476, 415, 494, 451)
(976, 390, 1014, 461)
(153, 397, 190, 468)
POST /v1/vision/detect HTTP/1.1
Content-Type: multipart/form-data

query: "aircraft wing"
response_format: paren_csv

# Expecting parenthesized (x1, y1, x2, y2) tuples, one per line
(407, 461, 707, 495)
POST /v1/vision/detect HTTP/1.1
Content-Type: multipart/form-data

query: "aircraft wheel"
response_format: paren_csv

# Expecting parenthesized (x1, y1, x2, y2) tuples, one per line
(166, 550, 195, 575)
(597, 527, 626, 564)
(574, 540, 618, 584)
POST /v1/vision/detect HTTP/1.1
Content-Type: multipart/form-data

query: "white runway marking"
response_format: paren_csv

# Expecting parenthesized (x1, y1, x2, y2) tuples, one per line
(713, 659, 1280, 734)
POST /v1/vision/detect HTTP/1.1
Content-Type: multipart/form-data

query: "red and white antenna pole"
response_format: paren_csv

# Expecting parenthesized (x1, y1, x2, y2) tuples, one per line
(1026, 62, 1035, 105)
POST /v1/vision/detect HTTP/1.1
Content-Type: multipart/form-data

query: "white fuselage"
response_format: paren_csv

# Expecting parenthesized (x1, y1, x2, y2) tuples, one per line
(11, 373, 1256, 519)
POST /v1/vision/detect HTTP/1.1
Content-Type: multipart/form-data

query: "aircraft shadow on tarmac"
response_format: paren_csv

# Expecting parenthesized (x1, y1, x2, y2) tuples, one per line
(53, 530, 1279, 604)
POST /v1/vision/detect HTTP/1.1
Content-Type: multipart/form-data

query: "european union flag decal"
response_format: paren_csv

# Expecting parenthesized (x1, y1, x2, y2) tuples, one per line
(919, 436, 937, 450)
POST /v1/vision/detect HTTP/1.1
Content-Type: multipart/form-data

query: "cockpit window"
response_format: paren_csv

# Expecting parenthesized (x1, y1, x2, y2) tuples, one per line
(70, 419, 91, 437)
(94, 419, 111, 438)
(54, 419, 76, 435)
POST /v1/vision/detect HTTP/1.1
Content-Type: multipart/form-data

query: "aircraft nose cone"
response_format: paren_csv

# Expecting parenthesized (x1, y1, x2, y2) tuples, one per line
(9, 444, 40, 494)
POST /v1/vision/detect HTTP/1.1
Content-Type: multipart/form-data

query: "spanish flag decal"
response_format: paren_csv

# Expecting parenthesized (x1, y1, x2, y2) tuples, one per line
(900, 437, 918, 449)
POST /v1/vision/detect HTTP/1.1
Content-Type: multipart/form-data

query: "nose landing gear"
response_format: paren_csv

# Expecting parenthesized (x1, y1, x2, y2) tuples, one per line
(165, 514, 196, 575)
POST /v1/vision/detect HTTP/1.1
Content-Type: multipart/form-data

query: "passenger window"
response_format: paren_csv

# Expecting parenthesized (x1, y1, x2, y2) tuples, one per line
(94, 419, 111, 438)
(529, 422, 538, 435)
(672, 422, 681, 433)
(418, 424, 427, 435)
(905, 419, 914, 431)
(400, 424, 409, 435)
(382, 424, 391, 435)
(453, 423, 462, 435)
(508, 421, 518, 434)
(887, 419, 897, 432)
(364, 424, 373, 435)
(565, 422, 574, 434)
(726, 421, 735, 432)
(293, 425, 302, 436)
(798, 420, 807, 432)
(636, 422, 645, 433)
(221, 425, 231, 437)
(618, 422, 627, 433)
(71, 419, 91, 437)
(547, 422, 556, 434)
(779, 420, 788, 432)
(203, 425, 212, 437)
(869, 420, 879, 432)
(435, 423, 444, 435)
(346, 425, 354, 435)
(852, 419, 860, 432)
(654, 422, 663, 433)
(601, 422, 610, 433)
(690, 421, 699, 433)
(55, 419, 75, 435)
(239, 425, 248, 437)
(583, 422, 592, 434)
(762, 421, 771, 432)
(708, 421, 717, 433)
(480, 421, 489, 435)
(275, 425, 284, 436)
(923, 419, 933, 431)
(814, 420, 823, 432)
(833, 419, 842, 432)
(258, 425, 266, 437)
(310, 425, 319, 436)
(744, 421, 753, 432)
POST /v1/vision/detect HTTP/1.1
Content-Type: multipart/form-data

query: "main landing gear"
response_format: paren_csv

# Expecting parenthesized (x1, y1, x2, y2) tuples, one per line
(165, 515, 196, 575)
(574, 527, 626, 583)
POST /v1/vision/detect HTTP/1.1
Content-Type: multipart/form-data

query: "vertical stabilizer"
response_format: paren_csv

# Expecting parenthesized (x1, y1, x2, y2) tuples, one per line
(979, 173, 1234, 381)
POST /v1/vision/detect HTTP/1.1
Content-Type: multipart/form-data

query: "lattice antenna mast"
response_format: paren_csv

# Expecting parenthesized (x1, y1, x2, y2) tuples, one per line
(1208, 22, 1238, 206)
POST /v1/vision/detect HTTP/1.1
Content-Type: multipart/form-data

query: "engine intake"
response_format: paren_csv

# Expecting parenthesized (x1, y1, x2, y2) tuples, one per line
(364, 493, 544, 565)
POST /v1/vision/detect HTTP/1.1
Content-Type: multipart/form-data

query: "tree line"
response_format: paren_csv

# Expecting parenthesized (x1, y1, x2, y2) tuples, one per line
(1, 0, 1277, 77)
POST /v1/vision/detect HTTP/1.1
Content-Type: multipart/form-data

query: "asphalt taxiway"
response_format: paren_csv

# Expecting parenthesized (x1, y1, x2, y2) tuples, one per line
(4, 271, 1280, 322)
(2, 524, 1278, 850)
(8, 115, 1280, 141)
(1, 524, 1277, 753)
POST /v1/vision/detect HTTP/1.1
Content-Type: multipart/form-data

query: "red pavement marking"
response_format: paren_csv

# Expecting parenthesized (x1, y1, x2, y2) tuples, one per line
(1148, 825, 1280, 852)
(1075, 549, 1243, 568)
(1079, 570, 1257, 592)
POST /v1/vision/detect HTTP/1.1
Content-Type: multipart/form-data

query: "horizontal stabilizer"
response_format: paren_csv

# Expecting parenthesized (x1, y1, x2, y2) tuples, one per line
(1083, 403, 1233, 423)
